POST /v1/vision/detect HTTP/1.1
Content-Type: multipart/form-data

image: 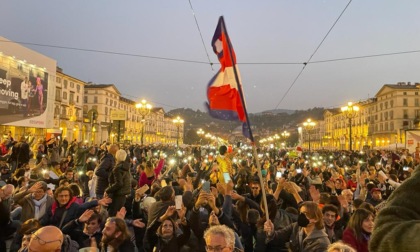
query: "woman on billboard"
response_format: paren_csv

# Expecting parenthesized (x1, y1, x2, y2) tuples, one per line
(35, 77, 43, 113)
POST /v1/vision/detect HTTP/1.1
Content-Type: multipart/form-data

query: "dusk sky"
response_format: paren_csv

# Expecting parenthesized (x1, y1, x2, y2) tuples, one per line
(2, 1, 420, 113)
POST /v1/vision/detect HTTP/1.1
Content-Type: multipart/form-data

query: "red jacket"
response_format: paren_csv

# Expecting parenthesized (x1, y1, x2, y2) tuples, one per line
(342, 227, 370, 252)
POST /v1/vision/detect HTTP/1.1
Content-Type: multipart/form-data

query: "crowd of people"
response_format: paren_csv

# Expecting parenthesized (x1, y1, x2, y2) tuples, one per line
(0, 133, 419, 252)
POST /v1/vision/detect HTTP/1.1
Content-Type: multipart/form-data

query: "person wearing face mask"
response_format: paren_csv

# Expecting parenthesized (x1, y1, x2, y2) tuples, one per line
(264, 201, 330, 252)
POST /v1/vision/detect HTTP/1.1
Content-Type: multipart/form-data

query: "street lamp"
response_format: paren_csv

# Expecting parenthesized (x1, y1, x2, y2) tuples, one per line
(136, 99, 152, 145)
(341, 102, 359, 151)
(173, 116, 184, 147)
(281, 130, 290, 147)
(303, 119, 316, 152)
(197, 128, 205, 144)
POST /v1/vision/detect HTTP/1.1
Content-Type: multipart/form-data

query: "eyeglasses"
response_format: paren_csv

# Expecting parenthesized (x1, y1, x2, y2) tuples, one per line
(205, 246, 228, 252)
(32, 233, 62, 245)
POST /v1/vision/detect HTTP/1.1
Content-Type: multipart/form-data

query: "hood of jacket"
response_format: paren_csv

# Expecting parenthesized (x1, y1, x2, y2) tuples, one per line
(51, 196, 78, 215)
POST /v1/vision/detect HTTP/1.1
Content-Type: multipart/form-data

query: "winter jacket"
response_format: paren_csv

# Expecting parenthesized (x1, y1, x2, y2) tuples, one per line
(61, 234, 79, 252)
(144, 218, 190, 252)
(342, 228, 369, 252)
(13, 189, 54, 222)
(95, 153, 115, 196)
(9, 140, 30, 166)
(105, 161, 131, 196)
(41, 196, 98, 228)
(369, 166, 420, 252)
(270, 223, 330, 252)
(62, 219, 102, 249)
(255, 209, 294, 252)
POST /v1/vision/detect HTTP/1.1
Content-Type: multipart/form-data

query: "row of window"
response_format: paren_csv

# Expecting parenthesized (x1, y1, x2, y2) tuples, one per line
(55, 89, 79, 104)
(56, 77, 81, 93)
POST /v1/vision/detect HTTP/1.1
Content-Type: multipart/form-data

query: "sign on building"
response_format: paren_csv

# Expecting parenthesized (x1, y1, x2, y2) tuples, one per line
(110, 110, 127, 121)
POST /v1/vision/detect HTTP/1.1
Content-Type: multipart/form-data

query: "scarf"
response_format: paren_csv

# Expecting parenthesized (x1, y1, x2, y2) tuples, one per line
(33, 194, 48, 220)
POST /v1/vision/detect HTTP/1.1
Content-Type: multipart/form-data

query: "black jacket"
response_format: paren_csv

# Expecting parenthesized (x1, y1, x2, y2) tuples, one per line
(105, 161, 131, 196)
(95, 153, 115, 196)
(10, 141, 30, 166)
(62, 219, 102, 249)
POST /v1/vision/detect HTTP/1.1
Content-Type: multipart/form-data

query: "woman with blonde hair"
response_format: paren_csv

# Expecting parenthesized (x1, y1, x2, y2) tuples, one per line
(328, 241, 356, 252)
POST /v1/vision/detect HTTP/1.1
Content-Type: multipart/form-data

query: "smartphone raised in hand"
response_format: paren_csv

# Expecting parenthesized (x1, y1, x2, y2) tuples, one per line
(202, 181, 211, 193)
(223, 172, 231, 183)
(175, 195, 183, 210)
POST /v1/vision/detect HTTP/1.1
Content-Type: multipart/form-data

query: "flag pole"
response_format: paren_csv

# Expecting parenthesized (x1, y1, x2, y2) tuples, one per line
(220, 16, 269, 218)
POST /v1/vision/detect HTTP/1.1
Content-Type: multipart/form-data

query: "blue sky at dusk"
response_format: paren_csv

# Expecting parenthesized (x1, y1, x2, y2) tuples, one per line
(2, 0, 420, 113)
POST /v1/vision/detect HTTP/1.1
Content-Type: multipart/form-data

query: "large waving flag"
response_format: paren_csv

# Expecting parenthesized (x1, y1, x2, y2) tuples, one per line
(206, 16, 253, 141)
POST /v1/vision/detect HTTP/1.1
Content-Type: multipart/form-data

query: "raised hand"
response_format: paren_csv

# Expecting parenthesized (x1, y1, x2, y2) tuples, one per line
(195, 192, 209, 209)
(28, 182, 43, 193)
(116, 207, 127, 219)
(325, 180, 335, 189)
(177, 205, 187, 220)
(226, 180, 234, 194)
(216, 183, 225, 196)
(98, 197, 112, 207)
(309, 185, 320, 203)
(164, 205, 177, 218)
(78, 209, 94, 223)
(337, 195, 349, 209)
(264, 219, 275, 236)
(132, 218, 146, 228)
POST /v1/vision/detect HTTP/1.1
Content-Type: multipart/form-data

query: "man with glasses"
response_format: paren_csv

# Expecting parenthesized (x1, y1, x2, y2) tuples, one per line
(248, 181, 262, 205)
(25, 226, 63, 252)
(204, 225, 235, 252)
(13, 181, 54, 222)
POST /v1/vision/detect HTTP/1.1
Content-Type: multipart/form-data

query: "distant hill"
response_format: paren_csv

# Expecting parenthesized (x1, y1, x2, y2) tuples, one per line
(257, 109, 296, 115)
(166, 107, 325, 145)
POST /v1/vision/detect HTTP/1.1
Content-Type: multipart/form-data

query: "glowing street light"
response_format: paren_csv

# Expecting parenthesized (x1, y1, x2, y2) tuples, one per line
(197, 128, 205, 144)
(136, 99, 152, 145)
(281, 130, 290, 147)
(341, 102, 359, 151)
(303, 119, 316, 152)
(173, 116, 184, 147)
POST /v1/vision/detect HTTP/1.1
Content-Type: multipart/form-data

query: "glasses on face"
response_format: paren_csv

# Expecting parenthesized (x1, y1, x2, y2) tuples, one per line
(206, 246, 227, 252)
(32, 233, 62, 245)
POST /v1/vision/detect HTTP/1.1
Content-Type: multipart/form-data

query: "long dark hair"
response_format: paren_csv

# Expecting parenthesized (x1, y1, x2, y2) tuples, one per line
(347, 208, 374, 241)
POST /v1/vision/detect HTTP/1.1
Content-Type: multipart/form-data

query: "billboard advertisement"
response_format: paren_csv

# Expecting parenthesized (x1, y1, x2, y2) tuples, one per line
(0, 36, 56, 128)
